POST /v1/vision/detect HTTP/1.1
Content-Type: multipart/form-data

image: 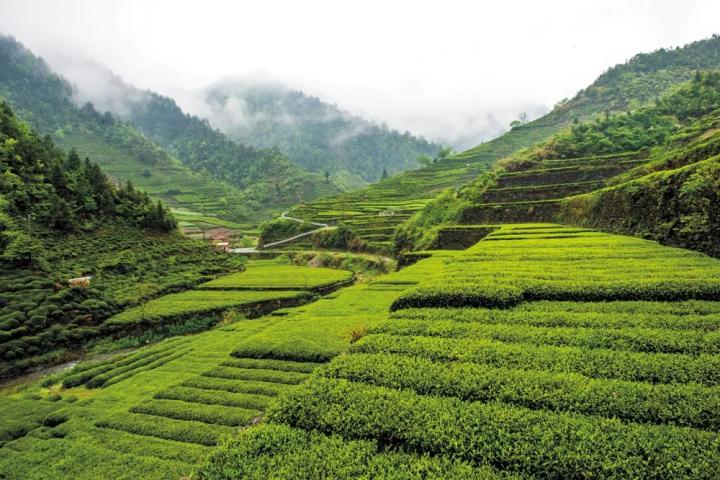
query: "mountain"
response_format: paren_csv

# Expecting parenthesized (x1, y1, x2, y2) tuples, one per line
(0, 35, 339, 224)
(51, 57, 442, 184)
(393, 71, 720, 256)
(193, 80, 442, 182)
(288, 34, 720, 251)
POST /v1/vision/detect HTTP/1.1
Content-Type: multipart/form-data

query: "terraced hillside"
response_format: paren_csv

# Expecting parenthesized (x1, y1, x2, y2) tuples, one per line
(200, 225, 720, 479)
(287, 116, 576, 250)
(286, 36, 720, 249)
(460, 151, 648, 224)
(0, 259, 362, 478)
(0, 257, 412, 478)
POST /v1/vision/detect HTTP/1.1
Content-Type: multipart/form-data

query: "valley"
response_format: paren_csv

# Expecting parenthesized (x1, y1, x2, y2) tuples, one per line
(0, 16, 720, 480)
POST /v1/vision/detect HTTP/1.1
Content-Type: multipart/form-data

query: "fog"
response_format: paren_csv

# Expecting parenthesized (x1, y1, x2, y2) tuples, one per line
(1, 0, 719, 148)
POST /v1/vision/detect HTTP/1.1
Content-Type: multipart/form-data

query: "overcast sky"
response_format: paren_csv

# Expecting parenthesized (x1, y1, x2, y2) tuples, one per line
(1, 0, 719, 147)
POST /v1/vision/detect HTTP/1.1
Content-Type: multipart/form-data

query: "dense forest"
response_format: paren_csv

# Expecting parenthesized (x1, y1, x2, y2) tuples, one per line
(0, 100, 175, 267)
(199, 81, 441, 181)
(570, 34, 720, 111)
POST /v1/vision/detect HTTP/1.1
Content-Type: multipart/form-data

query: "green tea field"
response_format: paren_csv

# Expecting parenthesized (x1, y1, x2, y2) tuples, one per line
(3, 225, 720, 478)
(201, 225, 720, 478)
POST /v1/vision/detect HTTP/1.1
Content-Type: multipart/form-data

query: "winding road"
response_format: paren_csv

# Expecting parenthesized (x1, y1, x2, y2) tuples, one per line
(230, 210, 330, 253)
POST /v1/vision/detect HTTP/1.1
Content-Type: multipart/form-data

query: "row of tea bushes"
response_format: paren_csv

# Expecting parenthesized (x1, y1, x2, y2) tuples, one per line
(268, 377, 720, 479)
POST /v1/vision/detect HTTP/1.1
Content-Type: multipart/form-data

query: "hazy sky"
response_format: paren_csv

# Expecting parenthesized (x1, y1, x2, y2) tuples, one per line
(1, 0, 719, 146)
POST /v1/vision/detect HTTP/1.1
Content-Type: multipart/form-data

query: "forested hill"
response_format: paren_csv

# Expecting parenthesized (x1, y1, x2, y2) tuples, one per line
(52, 58, 339, 193)
(0, 100, 175, 268)
(0, 35, 339, 223)
(574, 34, 720, 111)
(53, 60, 441, 185)
(197, 81, 442, 182)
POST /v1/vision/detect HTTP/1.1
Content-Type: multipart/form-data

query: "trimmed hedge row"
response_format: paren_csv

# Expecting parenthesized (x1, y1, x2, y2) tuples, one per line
(515, 300, 720, 315)
(353, 334, 720, 386)
(269, 377, 720, 479)
(196, 424, 521, 480)
(220, 357, 323, 373)
(392, 307, 720, 331)
(181, 376, 291, 397)
(322, 353, 720, 430)
(130, 399, 259, 427)
(374, 319, 720, 354)
(97, 349, 191, 388)
(60, 342, 184, 388)
(390, 283, 524, 311)
(155, 386, 272, 410)
(203, 366, 310, 385)
(391, 279, 720, 310)
(97, 412, 233, 446)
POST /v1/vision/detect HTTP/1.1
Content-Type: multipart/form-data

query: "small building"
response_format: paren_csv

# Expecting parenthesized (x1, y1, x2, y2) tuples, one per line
(209, 228, 232, 242)
(214, 241, 230, 253)
(68, 276, 92, 288)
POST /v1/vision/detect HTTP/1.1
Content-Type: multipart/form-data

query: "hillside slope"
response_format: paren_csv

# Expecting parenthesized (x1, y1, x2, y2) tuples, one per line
(200, 226, 720, 478)
(0, 100, 227, 377)
(0, 35, 339, 224)
(291, 34, 720, 250)
(403, 72, 720, 257)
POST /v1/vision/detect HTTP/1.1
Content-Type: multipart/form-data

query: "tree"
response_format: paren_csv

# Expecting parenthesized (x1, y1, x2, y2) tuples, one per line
(511, 111, 529, 129)
(436, 147, 454, 161)
(2, 230, 48, 270)
(416, 154, 433, 168)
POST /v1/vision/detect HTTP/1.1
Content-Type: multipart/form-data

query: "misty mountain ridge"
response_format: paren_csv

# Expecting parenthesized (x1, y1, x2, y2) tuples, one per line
(192, 78, 442, 180)
(0, 35, 341, 223)
(46, 54, 443, 183)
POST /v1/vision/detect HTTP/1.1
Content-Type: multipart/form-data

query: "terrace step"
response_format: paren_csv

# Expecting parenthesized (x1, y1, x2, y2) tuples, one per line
(497, 161, 646, 188)
(461, 200, 562, 224)
(482, 180, 605, 203)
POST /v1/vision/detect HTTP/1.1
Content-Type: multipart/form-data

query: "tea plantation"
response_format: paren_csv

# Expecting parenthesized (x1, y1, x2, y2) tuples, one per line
(199, 225, 720, 479)
(2, 225, 720, 478)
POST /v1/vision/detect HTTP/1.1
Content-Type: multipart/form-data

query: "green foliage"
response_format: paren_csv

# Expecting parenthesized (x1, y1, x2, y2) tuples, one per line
(130, 399, 259, 427)
(323, 352, 720, 430)
(0, 398, 63, 446)
(258, 218, 315, 245)
(203, 366, 309, 385)
(269, 376, 720, 479)
(154, 386, 272, 410)
(197, 424, 514, 480)
(310, 224, 366, 251)
(97, 412, 233, 446)
(105, 289, 309, 326)
(199, 263, 352, 290)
